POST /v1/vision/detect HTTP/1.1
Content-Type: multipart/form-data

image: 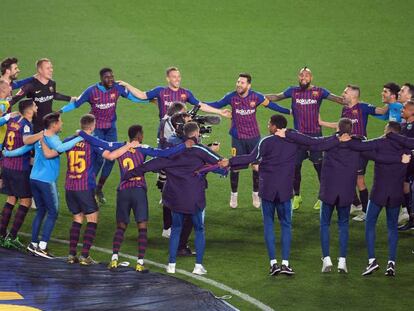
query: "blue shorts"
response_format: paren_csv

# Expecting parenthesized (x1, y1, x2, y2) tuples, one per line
(231, 136, 260, 157)
(65, 190, 99, 215)
(116, 187, 148, 223)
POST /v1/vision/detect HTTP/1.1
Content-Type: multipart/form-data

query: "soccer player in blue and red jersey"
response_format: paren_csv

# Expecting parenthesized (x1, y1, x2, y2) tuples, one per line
(266, 67, 345, 210)
(79, 124, 191, 272)
(319, 85, 387, 221)
(118, 66, 231, 120)
(0, 57, 34, 99)
(60, 68, 148, 204)
(206, 73, 290, 209)
(37, 114, 138, 265)
(0, 100, 41, 249)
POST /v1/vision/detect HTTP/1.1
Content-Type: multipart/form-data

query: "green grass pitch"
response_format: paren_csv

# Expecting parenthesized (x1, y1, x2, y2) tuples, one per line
(1, 0, 413, 310)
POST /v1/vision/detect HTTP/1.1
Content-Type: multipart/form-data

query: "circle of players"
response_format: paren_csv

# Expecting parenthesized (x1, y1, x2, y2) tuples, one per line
(0, 57, 413, 278)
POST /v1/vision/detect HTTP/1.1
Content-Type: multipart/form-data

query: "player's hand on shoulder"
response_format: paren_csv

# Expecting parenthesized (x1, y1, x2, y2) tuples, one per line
(9, 111, 21, 118)
(402, 153, 411, 164)
(116, 80, 129, 87)
(185, 139, 195, 148)
(218, 158, 229, 168)
(128, 141, 140, 148)
(339, 133, 351, 142)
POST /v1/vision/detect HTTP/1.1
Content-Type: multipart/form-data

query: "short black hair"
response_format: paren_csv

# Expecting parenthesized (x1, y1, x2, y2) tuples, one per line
(338, 118, 353, 134)
(238, 73, 252, 84)
(183, 122, 199, 137)
(43, 112, 61, 129)
(383, 82, 400, 98)
(1, 57, 18, 75)
(99, 67, 113, 77)
(171, 112, 190, 128)
(269, 114, 287, 129)
(128, 124, 143, 140)
(80, 114, 95, 130)
(18, 99, 34, 115)
(403, 83, 414, 99)
(347, 84, 361, 97)
(167, 102, 186, 117)
(387, 121, 401, 134)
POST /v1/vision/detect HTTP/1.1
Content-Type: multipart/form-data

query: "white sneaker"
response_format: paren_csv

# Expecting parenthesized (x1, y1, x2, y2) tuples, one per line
(321, 256, 333, 273)
(229, 192, 238, 209)
(252, 192, 261, 208)
(350, 204, 362, 216)
(166, 263, 176, 274)
(353, 211, 366, 222)
(162, 228, 171, 239)
(398, 208, 409, 225)
(338, 257, 348, 273)
(192, 264, 207, 275)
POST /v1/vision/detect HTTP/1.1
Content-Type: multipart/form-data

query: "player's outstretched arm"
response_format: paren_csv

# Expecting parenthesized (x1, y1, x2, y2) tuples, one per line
(318, 115, 338, 129)
(326, 93, 345, 105)
(117, 81, 148, 99)
(265, 92, 286, 102)
(40, 138, 59, 158)
(361, 150, 408, 164)
(102, 141, 140, 161)
(0, 112, 19, 126)
(138, 141, 189, 158)
(2, 144, 34, 157)
(60, 88, 91, 113)
(198, 103, 231, 118)
(12, 76, 34, 90)
(78, 130, 126, 151)
(387, 132, 414, 149)
(23, 131, 43, 145)
(46, 135, 83, 153)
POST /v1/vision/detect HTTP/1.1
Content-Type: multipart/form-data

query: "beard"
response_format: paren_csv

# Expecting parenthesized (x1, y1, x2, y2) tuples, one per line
(299, 82, 310, 89)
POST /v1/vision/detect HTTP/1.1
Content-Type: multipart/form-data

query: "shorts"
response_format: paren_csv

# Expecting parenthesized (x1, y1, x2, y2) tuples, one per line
(1, 168, 31, 198)
(65, 190, 99, 215)
(116, 187, 148, 223)
(231, 136, 260, 157)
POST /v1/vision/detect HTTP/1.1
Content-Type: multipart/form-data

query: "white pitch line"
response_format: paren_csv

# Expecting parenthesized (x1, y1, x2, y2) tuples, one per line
(20, 233, 274, 311)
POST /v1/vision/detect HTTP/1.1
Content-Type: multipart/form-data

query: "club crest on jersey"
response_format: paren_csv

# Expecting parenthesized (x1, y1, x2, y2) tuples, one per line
(250, 101, 256, 108)
(110, 93, 116, 99)
(49, 86, 54, 92)
(352, 110, 358, 115)
(312, 91, 319, 97)
(180, 94, 187, 101)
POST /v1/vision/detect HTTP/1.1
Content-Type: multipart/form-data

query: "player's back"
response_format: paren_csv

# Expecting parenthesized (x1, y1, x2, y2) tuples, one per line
(65, 138, 97, 191)
(117, 147, 147, 190)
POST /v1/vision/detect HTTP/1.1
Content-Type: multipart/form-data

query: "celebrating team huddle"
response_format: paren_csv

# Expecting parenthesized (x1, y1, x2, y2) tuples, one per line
(1, 56, 414, 278)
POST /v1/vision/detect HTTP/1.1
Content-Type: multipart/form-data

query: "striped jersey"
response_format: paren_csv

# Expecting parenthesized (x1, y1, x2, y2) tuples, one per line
(74, 83, 130, 129)
(284, 86, 330, 134)
(341, 103, 376, 137)
(117, 144, 186, 191)
(207, 90, 288, 139)
(64, 138, 105, 191)
(2, 116, 32, 171)
(146, 86, 199, 120)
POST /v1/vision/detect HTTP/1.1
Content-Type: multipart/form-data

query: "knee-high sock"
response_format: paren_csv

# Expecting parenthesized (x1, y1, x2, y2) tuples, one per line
(359, 189, 369, 213)
(293, 165, 302, 195)
(230, 171, 239, 193)
(9, 204, 29, 238)
(81, 222, 97, 257)
(69, 221, 82, 256)
(112, 226, 125, 254)
(138, 228, 147, 260)
(0, 202, 14, 238)
(252, 170, 259, 192)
